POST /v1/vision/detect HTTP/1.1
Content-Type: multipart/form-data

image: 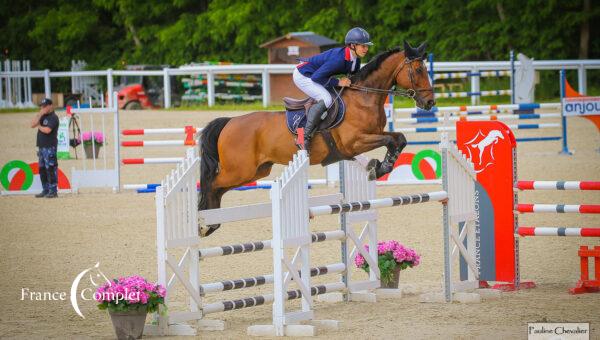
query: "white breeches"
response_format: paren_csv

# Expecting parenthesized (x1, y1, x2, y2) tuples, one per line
(293, 68, 333, 107)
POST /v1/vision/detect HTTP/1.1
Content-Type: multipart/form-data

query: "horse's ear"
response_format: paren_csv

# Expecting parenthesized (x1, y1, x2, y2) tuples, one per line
(414, 42, 428, 60)
(404, 40, 417, 59)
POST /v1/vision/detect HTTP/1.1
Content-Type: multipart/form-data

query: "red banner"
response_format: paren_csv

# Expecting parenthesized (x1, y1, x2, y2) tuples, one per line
(457, 121, 516, 283)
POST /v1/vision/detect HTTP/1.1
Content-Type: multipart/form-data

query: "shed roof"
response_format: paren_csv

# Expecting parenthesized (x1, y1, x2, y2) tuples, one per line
(260, 32, 339, 48)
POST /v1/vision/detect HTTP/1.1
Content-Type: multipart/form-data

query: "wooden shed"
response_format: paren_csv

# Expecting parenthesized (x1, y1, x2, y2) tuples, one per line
(260, 32, 339, 104)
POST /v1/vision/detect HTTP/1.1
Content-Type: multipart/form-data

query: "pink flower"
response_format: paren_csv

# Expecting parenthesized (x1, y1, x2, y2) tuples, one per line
(140, 292, 149, 304)
(354, 254, 366, 267)
(79, 131, 104, 145)
(355, 240, 421, 269)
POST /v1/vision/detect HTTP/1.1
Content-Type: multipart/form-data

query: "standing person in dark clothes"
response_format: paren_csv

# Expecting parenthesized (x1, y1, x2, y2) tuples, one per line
(30, 98, 59, 198)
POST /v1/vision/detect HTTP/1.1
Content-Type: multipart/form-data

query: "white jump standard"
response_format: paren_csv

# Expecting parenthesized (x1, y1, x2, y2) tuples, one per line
(145, 132, 479, 336)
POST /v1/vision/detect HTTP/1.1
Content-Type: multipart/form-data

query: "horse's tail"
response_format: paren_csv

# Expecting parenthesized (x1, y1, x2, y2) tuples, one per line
(199, 117, 231, 212)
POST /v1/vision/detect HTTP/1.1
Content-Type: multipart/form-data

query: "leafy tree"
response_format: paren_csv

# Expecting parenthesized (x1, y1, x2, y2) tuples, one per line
(0, 0, 597, 71)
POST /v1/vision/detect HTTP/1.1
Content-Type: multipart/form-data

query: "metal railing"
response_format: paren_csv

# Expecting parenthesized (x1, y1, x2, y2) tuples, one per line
(1, 59, 599, 109)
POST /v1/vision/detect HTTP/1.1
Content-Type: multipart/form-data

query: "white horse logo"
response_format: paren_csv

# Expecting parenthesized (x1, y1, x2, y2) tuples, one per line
(70, 262, 111, 319)
(463, 130, 505, 173)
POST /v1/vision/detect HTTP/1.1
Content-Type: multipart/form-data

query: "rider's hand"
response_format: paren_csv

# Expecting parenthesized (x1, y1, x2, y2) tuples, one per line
(338, 77, 351, 87)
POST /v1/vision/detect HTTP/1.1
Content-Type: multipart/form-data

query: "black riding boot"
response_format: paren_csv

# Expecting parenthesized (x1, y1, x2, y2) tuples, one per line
(303, 100, 327, 153)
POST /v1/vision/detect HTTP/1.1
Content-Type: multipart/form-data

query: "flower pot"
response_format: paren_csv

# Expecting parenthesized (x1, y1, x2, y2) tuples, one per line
(84, 143, 102, 159)
(380, 266, 401, 289)
(108, 309, 148, 340)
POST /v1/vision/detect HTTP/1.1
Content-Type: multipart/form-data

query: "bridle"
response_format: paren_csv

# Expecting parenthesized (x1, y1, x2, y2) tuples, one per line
(347, 56, 433, 100)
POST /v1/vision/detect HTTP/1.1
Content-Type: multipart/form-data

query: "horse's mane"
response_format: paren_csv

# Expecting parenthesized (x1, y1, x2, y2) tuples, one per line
(350, 47, 402, 82)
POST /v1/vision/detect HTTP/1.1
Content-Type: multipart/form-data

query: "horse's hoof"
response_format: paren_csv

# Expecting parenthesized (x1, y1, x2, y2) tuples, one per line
(366, 159, 378, 170)
(367, 168, 377, 181)
(366, 159, 379, 181)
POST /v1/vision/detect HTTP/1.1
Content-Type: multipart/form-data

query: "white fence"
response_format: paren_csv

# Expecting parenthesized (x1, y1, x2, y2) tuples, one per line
(147, 130, 478, 336)
(69, 95, 121, 192)
(1, 59, 599, 109)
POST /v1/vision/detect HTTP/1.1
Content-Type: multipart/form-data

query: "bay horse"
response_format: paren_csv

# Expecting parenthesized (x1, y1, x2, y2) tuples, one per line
(199, 41, 435, 236)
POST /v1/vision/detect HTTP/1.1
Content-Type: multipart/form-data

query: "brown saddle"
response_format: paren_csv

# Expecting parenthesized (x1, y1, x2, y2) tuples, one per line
(283, 96, 340, 130)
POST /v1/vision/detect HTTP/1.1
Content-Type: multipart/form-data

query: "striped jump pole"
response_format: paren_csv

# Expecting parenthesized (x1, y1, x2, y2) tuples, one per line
(122, 157, 183, 165)
(134, 185, 271, 193)
(121, 140, 197, 147)
(398, 123, 559, 133)
(405, 110, 560, 118)
(395, 102, 561, 116)
(433, 70, 512, 80)
(121, 127, 202, 135)
(434, 90, 512, 99)
(198, 230, 346, 259)
(516, 181, 600, 191)
(129, 178, 439, 193)
(125, 179, 326, 193)
(518, 227, 600, 237)
(396, 113, 561, 124)
(516, 204, 600, 214)
(199, 263, 345, 294)
(202, 282, 344, 316)
(254, 179, 327, 186)
(308, 191, 448, 217)
(123, 183, 161, 190)
(407, 136, 562, 146)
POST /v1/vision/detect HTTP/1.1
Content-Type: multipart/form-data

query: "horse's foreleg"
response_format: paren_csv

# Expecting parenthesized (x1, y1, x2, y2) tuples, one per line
(348, 133, 394, 180)
(359, 132, 406, 180)
(377, 131, 407, 177)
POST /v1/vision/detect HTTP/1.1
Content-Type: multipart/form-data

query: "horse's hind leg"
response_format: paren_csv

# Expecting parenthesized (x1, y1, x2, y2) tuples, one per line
(199, 187, 228, 237)
(365, 132, 407, 180)
(199, 162, 273, 237)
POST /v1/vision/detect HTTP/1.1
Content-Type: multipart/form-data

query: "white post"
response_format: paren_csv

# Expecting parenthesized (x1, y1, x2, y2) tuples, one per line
(5, 60, 13, 107)
(271, 179, 285, 336)
(44, 69, 51, 99)
(470, 68, 479, 106)
(262, 68, 270, 108)
(440, 132, 452, 302)
(155, 184, 169, 335)
(0, 61, 4, 108)
(16, 61, 23, 108)
(107, 69, 114, 109)
(163, 68, 171, 109)
(270, 150, 312, 336)
(71, 60, 77, 95)
(25, 60, 33, 107)
(577, 64, 586, 95)
(207, 71, 215, 107)
(113, 94, 121, 192)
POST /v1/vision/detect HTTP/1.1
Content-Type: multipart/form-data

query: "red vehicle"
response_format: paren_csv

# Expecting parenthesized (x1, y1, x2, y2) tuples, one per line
(115, 65, 181, 109)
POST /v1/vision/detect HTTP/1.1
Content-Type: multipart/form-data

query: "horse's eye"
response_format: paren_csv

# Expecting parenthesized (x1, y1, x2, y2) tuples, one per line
(416, 67, 423, 74)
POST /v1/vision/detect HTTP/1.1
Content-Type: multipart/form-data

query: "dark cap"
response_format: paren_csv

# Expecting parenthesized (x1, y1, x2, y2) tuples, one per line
(39, 98, 53, 107)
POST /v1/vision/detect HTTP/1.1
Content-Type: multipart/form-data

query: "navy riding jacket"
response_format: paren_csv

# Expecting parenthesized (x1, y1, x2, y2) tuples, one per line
(297, 47, 361, 88)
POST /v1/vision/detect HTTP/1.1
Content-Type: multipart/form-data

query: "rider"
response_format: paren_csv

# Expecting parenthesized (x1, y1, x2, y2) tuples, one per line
(293, 27, 373, 152)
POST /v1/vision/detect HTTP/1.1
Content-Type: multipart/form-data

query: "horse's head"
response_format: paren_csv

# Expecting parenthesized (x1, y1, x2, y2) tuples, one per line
(395, 41, 435, 111)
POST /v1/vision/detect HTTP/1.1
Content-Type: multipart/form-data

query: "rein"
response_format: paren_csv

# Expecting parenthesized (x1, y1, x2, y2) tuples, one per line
(348, 84, 415, 98)
(347, 56, 433, 99)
